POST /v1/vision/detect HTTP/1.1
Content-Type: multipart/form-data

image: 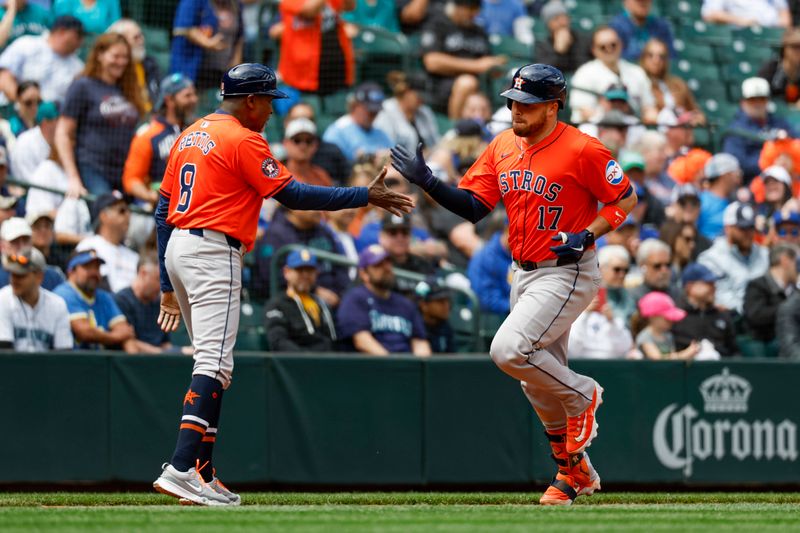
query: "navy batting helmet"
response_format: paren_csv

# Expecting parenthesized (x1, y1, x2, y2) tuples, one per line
(500, 64, 566, 110)
(220, 63, 288, 99)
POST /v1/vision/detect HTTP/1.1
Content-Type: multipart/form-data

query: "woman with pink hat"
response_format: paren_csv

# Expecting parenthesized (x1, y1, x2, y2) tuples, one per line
(632, 291, 700, 360)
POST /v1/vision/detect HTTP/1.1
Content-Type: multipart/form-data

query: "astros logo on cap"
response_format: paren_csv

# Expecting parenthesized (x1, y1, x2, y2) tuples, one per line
(514, 77, 524, 90)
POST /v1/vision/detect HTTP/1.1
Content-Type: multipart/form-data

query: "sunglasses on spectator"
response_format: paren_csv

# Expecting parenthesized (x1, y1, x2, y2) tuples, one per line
(291, 136, 316, 145)
(111, 205, 130, 215)
(386, 228, 411, 236)
(649, 262, 670, 270)
(645, 51, 667, 60)
(596, 41, 619, 53)
(612, 266, 629, 274)
(6, 253, 29, 265)
(778, 227, 800, 237)
(679, 234, 696, 243)
(19, 98, 41, 107)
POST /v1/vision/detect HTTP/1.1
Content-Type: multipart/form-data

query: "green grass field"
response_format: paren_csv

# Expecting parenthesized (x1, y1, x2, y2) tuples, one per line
(1, 492, 799, 532)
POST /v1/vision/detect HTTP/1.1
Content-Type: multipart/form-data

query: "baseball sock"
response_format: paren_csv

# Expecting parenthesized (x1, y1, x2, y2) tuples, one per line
(197, 389, 224, 482)
(170, 375, 223, 473)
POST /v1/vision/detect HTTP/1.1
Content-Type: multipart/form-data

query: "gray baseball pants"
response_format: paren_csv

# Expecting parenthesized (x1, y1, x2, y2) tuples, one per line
(489, 250, 601, 431)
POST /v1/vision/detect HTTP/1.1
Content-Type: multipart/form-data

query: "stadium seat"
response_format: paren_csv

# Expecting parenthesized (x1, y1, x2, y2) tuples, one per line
(677, 21, 733, 45)
(240, 302, 265, 330)
(715, 39, 775, 65)
(322, 90, 349, 115)
(700, 99, 737, 124)
(671, 59, 720, 82)
(722, 61, 759, 83)
(434, 113, 452, 135)
(489, 34, 532, 61)
(673, 39, 716, 64)
(352, 26, 410, 88)
(564, 0, 603, 18)
(691, 126, 714, 150)
(661, 0, 701, 22)
(733, 26, 785, 47)
(142, 25, 170, 53)
(235, 327, 268, 352)
(152, 50, 170, 76)
(171, 323, 192, 348)
(571, 16, 601, 33)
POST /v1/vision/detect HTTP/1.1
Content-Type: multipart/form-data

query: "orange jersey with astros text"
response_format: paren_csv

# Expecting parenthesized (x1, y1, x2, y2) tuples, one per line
(459, 123, 630, 263)
(160, 113, 293, 251)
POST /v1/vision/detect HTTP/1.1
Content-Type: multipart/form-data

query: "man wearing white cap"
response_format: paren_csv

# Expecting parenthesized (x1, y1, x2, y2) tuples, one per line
(25, 208, 57, 266)
(698, 202, 769, 314)
(697, 153, 742, 239)
(0, 247, 73, 352)
(283, 118, 332, 187)
(723, 77, 795, 180)
(0, 216, 64, 290)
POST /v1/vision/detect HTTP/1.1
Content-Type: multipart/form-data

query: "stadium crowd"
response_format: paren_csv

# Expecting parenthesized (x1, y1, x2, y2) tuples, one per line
(1, 0, 800, 360)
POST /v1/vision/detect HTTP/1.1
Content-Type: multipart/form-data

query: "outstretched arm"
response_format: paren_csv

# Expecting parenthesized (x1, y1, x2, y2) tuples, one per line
(390, 144, 491, 224)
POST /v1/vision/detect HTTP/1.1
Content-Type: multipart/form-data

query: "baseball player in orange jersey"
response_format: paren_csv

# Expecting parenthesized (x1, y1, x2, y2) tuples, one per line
(392, 64, 637, 505)
(152, 64, 413, 506)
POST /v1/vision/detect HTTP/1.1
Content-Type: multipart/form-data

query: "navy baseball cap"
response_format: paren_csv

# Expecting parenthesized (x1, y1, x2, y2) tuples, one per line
(52, 15, 85, 35)
(774, 210, 800, 225)
(682, 262, 719, 284)
(352, 82, 385, 112)
(156, 73, 194, 110)
(722, 202, 756, 229)
(358, 244, 390, 269)
(67, 249, 105, 272)
(381, 213, 412, 231)
(415, 276, 450, 301)
(285, 248, 318, 269)
(91, 191, 126, 222)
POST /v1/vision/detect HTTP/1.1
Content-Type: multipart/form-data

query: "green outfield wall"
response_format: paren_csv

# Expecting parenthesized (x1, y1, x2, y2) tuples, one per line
(2, 353, 798, 486)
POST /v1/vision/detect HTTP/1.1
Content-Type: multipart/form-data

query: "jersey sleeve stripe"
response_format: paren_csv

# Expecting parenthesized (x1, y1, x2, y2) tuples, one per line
(265, 176, 294, 199)
(470, 190, 494, 210)
(606, 183, 631, 205)
(158, 188, 171, 199)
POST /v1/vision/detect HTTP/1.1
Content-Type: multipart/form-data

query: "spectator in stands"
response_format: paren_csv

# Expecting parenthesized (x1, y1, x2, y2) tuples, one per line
(595, 109, 637, 159)
(378, 213, 437, 297)
(10, 100, 56, 183)
(744, 243, 797, 353)
(0, 247, 72, 351)
(666, 185, 706, 240)
(697, 153, 742, 239)
(777, 290, 800, 358)
(414, 276, 453, 353)
(277, 0, 354, 94)
(54, 0, 120, 34)
(604, 215, 640, 260)
(533, 0, 592, 75)
(0, 14, 84, 103)
(108, 18, 161, 113)
(284, 102, 351, 185)
(633, 291, 700, 360)
(630, 237, 680, 302)
(640, 39, 705, 125)
(420, 0, 505, 118)
(0, 194, 17, 226)
(698, 202, 770, 313)
(265, 248, 337, 352)
(569, 287, 634, 359)
(326, 206, 359, 280)
(374, 71, 440, 154)
(458, 91, 493, 140)
(0, 217, 64, 290)
(598, 244, 636, 323)
(724, 77, 795, 181)
(337, 244, 431, 355)
(634, 130, 673, 205)
(759, 27, 800, 105)
(283, 118, 333, 187)
(659, 220, 699, 282)
(658, 108, 697, 161)
(467, 225, 511, 315)
(673, 263, 738, 357)
(342, 0, 400, 31)
(570, 26, 657, 125)
(122, 73, 197, 205)
(476, 0, 532, 45)
(53, 249, 135, 351)
(76, 192, 138, 293)
(620, 151, 665, 227)
(754, 165, 794, 233)
(7, 80, 41, 138)
(170, 0, 243, 91)
(25, 209, 56, 265)
(255, 207, 350, 305)
(56, 32, 145, 197)
(666, 146, 712, 185)
(0, 0, 52, 48)
(610, 0, 675, 62)
(753, 140, 800, 200)
(772, 210, 800, 245)
(429, 118, 488, 183)
(702, 0, 791, 28)
(113, 253, 173, 354)
(323, 82, 393, 162)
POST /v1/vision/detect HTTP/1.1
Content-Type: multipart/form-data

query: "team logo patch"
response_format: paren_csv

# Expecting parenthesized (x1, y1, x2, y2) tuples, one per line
(605, 160, 624, 185)
(513, 77, 524, 90)
(262, 157, 280, 178)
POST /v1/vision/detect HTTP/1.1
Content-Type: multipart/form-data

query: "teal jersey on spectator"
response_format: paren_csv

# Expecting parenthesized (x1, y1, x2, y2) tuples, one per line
(53, 0, 120, 34)
(0, 4, 51, 44)
(341, 0, 399, 33)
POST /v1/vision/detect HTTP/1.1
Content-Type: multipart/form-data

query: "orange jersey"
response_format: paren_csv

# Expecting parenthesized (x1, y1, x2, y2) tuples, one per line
(160, 113, 294, 251)
(459, 123, 630, 263)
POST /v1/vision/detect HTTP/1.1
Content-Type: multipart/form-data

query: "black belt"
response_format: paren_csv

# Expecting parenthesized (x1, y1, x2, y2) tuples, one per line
(188, 228, 242, 249)
(514, 256, 578, 271)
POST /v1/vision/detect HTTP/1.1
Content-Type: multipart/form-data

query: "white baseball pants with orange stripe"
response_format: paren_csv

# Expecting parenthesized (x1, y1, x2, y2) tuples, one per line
(489, 250, 601, 431)
(166, 228, 243, 389)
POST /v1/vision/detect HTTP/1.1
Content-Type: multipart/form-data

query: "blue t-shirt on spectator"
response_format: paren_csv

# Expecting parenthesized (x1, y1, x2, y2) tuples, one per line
(0, 265, 64, 291)
(467, 232, 512, 315)
(476, 0, 526, 37)
(113, 287, 169, 347)
(337, 285, 426, 353)
(697, 191, 730, 239)
(53, 281, 126, 350)
(61, 76, 140, 192)
(354, 220, 431, 252)
(170, 0, 219, 82)
(322, 116, 393, 162)
(608, 10, 675, 62)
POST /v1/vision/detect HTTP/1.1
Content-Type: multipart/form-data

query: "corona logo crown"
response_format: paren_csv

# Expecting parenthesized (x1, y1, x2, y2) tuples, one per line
(699, 367, 751, 413)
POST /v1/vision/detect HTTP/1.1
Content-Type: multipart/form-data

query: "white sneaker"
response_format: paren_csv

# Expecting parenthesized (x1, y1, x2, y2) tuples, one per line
(209, 471, 241, 505)
(153, 463, 231, 506)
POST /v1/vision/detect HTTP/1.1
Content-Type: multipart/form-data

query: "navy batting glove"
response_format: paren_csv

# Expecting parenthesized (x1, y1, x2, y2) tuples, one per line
(549, 230, 594, 261)
(390, 143, 437, 191)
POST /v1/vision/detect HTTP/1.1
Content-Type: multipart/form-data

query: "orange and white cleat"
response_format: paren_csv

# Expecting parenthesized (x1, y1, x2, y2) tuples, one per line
(566, 383, 604, 455)
(539, 430, 601, 506)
